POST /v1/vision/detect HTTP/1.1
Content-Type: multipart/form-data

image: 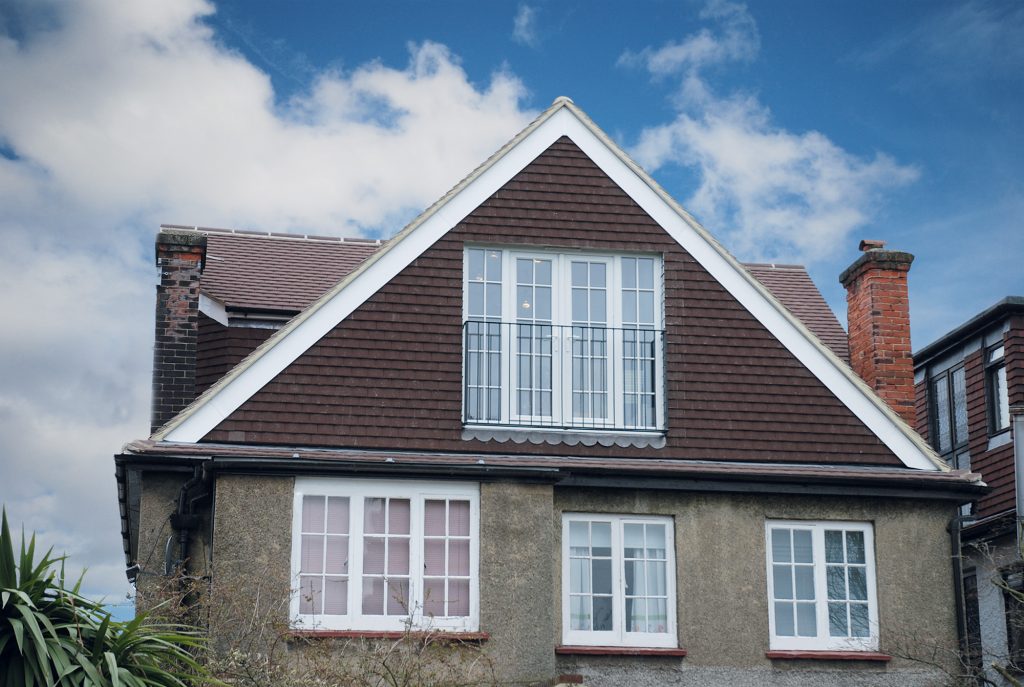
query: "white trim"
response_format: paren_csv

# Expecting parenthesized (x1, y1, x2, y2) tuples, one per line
(198, 293, 228, 327)
(156, 99, 943, 472)
(561, 512, 677, 648)
(290, 477, 480, 633)
(764, 520, 879, 652)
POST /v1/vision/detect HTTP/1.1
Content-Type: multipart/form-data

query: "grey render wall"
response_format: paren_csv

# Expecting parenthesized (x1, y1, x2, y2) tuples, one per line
(136, 473, 960, 685)
(965, 532, 1016, 686)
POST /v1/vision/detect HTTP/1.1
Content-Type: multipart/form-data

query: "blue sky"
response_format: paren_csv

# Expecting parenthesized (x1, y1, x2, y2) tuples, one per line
(0, 0, 1021, 610)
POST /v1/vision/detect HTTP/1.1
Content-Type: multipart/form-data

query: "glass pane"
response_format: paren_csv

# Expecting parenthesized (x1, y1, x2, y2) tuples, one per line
(363, 537, 385, 574)
(773, 565, 793, 599)
(571, 261, 587, 287)
(570, 595, 591, 631)
(468, 283, 483, 317)
(593, 596, 613, 632)
(449, 539, 470, 576)
(325, 536, 348, 574)
(388, 499, 410, 535)
(517, 258, 531, 284)
(646, 525, 666, 558)
(326, 497, 349, 534)
(386, 578, 409, 615)
(794, 566, 815, 600)
(828, 602, 848, 636)
(591, 523, 611, 557)
(424, 539, 445, 576)
(933, 376, 951, 453)
(623, 293, 637, 324)
(590, 290, 606, 323)
(846, 531, 865, 564)
(995, 365, 1010, 429)
(639, 292, 654, 324)
(592, 263, 606, 287)
(299, 575, 323, 615)
(536, 287, 551, 320)
(517, 285, 531, 318)
(638, 258, 654, 289)
(572, 289, 587, 322)
(362, 576, 384, 615)
(570, 558, 591, 594)
(388, 538, 410, 575)
(301, 534, 324, 574)
(424, 579, 445, 617)
(468, 249, 484, 282)
(449, 501, 470, 536)
(323, 577, 347, 615)
(449, 579, 470, 616)
(622, 258, 636, 288)
(850, 603, 870, 637)
(825, 530, 844, 563)
(302, 495, 325, 533)
(647, 598, 668, 634)
(953, 367, 968, 445)
(647, 560, 666, 596)
(793, 530, 813, 564)
(569, 521, 589, 555)
(775, 602, 795, 636)
(486, 250, 501, 280)
(592, 559, 612, 595)
(425, 500, 446, 536)
(625, 560, 645, 596)
(771, 529, 791, 563)
(827, 565, 846, 600)
(364, 498, 386, 534)
(848, 567, 868, 601)
(626, 598, 645, 632)
(485, 283, 501, 317)
(536, 259, 551, 285)
(624, 524, 644, 558)
(796, 602, 817, 637)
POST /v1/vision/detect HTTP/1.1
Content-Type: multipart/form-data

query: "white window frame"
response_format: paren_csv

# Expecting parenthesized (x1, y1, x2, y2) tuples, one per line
(561, 513, 677, 648)
(463, 247, 666, 431)
(764, 520, 879, 652)
(290, 477, 480, 632)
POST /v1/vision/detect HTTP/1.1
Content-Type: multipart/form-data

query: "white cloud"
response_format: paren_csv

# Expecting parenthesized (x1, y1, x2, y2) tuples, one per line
(623, 1, 918, 263)
(0, 0, 535, 602)
(512, 4, 539, 48)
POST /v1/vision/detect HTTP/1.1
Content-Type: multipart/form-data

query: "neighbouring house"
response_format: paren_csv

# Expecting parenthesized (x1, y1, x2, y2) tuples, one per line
(115, 97, 985, 685)
(914, 297, 1024, 681)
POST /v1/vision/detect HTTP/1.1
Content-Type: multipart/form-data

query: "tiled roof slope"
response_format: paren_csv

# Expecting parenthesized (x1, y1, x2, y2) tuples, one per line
(745, 263, 850, 363)
(190, 227, 849, 361)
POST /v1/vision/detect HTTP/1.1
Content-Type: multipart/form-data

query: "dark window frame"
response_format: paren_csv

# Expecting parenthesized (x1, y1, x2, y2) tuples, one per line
(928, 363, 969, 460)
(986, 343, 1010, 436)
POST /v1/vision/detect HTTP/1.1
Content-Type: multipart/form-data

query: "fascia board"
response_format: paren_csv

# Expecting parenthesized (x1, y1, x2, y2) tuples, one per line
(158, 100, 941, 472)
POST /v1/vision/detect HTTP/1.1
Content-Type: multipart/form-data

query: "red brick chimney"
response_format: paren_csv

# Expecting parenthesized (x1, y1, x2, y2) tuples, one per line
(152, 229, 207, 434)
(839, 240, 916, 425)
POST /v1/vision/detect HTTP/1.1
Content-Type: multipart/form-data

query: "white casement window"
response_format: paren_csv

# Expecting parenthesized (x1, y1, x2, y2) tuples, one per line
(987, 344, 1010, 434)
(291, 478, 479, 632)
(561, 514, 677, 648)
(765, 521, 879, 651)
(463, 248, 665, 432)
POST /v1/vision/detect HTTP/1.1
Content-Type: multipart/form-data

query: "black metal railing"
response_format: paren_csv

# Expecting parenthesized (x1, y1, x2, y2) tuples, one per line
(462, 321, 666, 432)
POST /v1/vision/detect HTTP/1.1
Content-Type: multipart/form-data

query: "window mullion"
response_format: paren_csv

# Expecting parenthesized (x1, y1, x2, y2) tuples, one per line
(350, 496, 364, 622)
(813, 526, 830, 648)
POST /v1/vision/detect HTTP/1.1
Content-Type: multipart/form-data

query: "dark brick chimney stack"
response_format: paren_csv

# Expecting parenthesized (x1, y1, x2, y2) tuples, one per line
(152, 229, 207, 434)
(839, 240, 916, 425)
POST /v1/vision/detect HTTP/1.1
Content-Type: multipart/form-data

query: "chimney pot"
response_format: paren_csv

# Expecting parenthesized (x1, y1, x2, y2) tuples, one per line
(859, 239, 886, 252)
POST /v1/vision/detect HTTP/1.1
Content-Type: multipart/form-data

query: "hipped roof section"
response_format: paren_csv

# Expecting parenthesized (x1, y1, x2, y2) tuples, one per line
(152, 96, 945, 472)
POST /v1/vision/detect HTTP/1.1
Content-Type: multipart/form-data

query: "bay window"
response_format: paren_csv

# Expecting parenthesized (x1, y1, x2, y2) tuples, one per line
(291, 478, 479, 632)
(765, 521, 879, 651)
(463, 248, 665, 432)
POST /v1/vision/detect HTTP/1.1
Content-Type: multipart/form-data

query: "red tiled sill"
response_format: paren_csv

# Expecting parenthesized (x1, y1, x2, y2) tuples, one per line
(291, 630, 489, 642)
(556, 645, 687, 657)
(766, 650, 891, 662)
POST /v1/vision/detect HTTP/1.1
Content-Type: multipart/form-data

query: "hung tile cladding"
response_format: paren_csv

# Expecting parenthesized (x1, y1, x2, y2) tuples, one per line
(116, 97, 985, 687)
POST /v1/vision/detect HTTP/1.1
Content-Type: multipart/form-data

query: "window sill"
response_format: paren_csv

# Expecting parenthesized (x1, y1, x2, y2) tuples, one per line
(765, 650, 891, 662)
(462, 425, 666, 449)
(291, 630, 489, 642)
(556, 645, 687, 657)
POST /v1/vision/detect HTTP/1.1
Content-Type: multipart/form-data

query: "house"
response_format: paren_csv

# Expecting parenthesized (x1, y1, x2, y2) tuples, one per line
(914, 297, 1024, 680)
(115, 97, 985, 685)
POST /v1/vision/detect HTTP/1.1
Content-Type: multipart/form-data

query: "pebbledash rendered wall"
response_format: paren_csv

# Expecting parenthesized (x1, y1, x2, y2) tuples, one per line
(136, 473, 959, 686)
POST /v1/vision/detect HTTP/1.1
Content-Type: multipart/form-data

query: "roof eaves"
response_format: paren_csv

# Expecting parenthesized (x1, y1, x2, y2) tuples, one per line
(914, 296, 1024, 364)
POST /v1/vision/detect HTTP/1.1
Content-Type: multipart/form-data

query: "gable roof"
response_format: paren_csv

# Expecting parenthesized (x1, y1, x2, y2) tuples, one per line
(187, 227, 850, 362)
(154, 96, 943, 472)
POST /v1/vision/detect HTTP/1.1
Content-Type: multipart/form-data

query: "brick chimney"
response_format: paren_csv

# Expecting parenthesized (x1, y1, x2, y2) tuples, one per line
(839, 240, 916, 425)
(152, 229, 207, 434)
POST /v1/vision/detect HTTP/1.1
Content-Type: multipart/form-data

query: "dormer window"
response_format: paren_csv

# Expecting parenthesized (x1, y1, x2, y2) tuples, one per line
(462, 248, 665, 433)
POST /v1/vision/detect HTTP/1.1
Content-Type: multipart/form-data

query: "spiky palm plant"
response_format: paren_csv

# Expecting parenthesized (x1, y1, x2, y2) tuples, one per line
(0, 508, 211, 686)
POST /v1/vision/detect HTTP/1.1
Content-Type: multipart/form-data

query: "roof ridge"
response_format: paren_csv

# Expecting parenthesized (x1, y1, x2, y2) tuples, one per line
(160, 224, 384, 245)
(743, 262, 808, 270)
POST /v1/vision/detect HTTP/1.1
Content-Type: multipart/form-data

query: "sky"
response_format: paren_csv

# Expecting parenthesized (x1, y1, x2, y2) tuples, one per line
(0, 0, 1021, 611)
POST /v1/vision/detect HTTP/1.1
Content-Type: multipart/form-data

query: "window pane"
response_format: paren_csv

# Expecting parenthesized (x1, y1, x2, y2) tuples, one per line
(467, 249, 484, 282)
(570, 558, 591, 594)
(793, 530, 813, 564)
(591, 263, 606, 288)
(591, 523, 611, 557)
(424, 539, 445, 576)
(486, 250, 501, 280)
(648, 598, 668, 634)
(569, 521, 589, 555)
(425, 500, 445, 536)
(827, 565, 846, 600)
(571, 595, 591, 631)
(362, 576, 384, 615)
(825, 530, 844, 563)
(449, 579, 470, 617)
(828, 602, 848, 636)
(364, 498, 386, 534)
(850, 603, 870, 637)
(593, 596, 613, 632)
(627, 598, 645, 632)
(517, 257, 532, 284)
(301, 534, 324, 574)
(794, 566, 815, 600)
(796, 602, 817, 637)
(325, 536, 348, 574)
(485, 283, 501, 317)
(468, 283, 483, 317)
(638, 258, 654, 289)
(625, 560, 645, 596)
(771, 529, 791, 563)
(326, 496, 349, 534)
(302, 495, 325, 533)
(363, 537, 385, 574)
(572, 289, 587, 322)
(953, 367, 968, 446)
(449, 501, 471, 536)
(424, 579, 445, 617)
(388, 499, 410, 535)
(639, 292, 654, 325)
(622, 258, 636, 288)
(624, 524, 644, 558)
(846, 531, 865, 564)
(323, 577, 347, 615)
(449, 539, 470, 576)
(387, 578, 409, 615)
(592, 558, 612, 595)
(572, 261, 587, 287)
(646, 525, 666, 558)
(933, 376, 951, 452)
(388, 538, 410, 575)
(647, 560, 666, 597)
(299, 575, 323, 615)
(536, 259, 551, 285)
(775, 602, 795, 636)
(773, 565, 793, 600)
(848, 567, 868, 601)
(994, 365, 1010, 430)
